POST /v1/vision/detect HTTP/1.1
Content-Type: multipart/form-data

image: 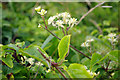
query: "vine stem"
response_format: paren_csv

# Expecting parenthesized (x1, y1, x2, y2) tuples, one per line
(37, 48, 68, 80)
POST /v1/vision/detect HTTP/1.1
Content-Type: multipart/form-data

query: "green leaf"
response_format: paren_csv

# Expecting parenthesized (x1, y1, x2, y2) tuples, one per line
(90, 53, 102, 70)
(2, 54, 13, 68)
(112, 71, 120, 78)
(10, 63, 24, 74)
(58, 35, 70, 61)
(91, 64, 101, 72)
(96, 54, 109, 64)
(71, 54, 80, 63)
(41, 35, 54, 49)
(20, 45, 49, 67)
(2, 74, 7, 78)
(81, 57, 91, 69)
(46, 71, 62, 78)
(108, 50, 119, 62)
(65, 63, 92, 78)
(7, 44, 19, 52)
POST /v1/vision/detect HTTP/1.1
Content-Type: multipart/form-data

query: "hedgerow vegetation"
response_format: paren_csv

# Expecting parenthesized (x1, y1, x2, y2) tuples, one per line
(1, 2, 119, 79)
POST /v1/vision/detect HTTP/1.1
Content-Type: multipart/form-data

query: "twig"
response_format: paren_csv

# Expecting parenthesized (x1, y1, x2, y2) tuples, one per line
(37, 48, 68, 80)
(69, 45, 91, 60)
(62, 27, 66, 36)
(55, 66, 68, 80)
(106, 60, 111, 71)
(66, 26, 70, 35)
(45, 28, 61, 40)
(41, 16, 47, 28)
(76, 2, 105, 25)
(102, 65, 112, 77)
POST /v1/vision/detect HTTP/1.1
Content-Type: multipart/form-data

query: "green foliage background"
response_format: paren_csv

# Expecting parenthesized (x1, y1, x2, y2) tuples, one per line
(1, 2, 119, 79)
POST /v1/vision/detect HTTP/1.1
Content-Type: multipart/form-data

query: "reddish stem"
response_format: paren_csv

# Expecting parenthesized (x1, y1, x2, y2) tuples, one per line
(37, 48, 68, 79)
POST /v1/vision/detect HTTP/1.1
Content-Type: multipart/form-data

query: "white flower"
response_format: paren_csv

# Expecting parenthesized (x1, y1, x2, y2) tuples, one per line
(108, 33, 116, 38)
(55, 13, 62, 18)
(35, 62, 43, 66)
(86, 38, 94, 42)
(107, 33, 117, 43)
(69, 18, 77, 27)
(46, 69, 51, 73)
(38, 24, 41, 28)
(47, 12, 78, 29)
(63, 18, 69, 24)
(87, 70, 97, 76)
(56, 20, 64, 28)
(26, 58, 35, 65)
(61, 12, 71, 18)
(81, 42, 90, 47)
(48, 16, 56, 25)
(52, 22, 56, 26)
(69, 18, 77, 24)
(108, 38, 117, 42)
(37, 9, 47, 16)
(35, 6, 41, 12)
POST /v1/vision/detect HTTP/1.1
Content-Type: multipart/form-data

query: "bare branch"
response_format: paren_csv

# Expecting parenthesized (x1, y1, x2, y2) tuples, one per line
(76, 2, 105, 25)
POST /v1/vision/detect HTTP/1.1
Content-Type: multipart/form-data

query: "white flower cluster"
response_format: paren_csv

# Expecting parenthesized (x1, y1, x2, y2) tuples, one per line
(35, 6, 47, 16)
(21, 56, 35, 65)
(48, 12, 77, 30)
(81, 38, 94, 47)
(35, 61, 43, 66)
(87, 70, 100, 76)
(38, 23, 41, 28)
(107, 33, 117, 43)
